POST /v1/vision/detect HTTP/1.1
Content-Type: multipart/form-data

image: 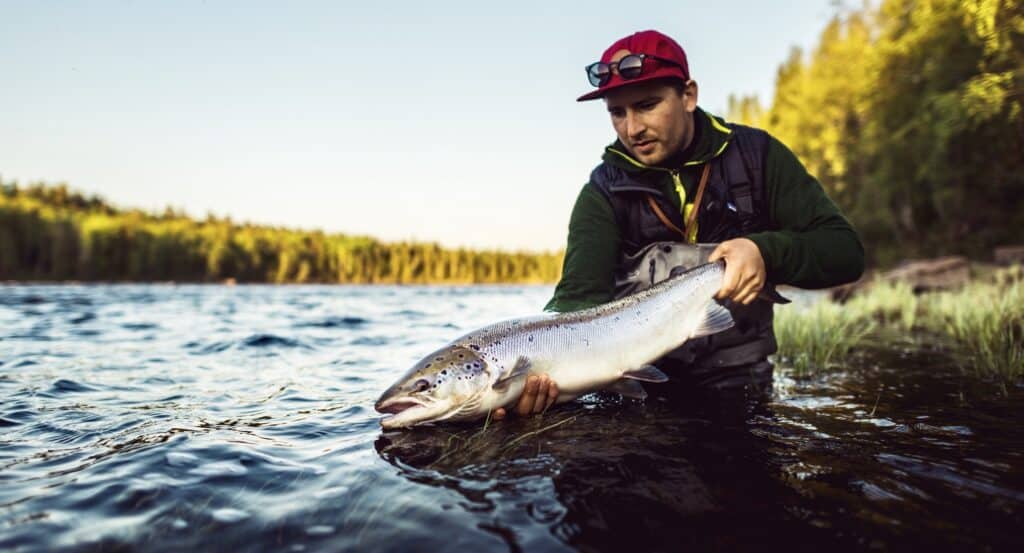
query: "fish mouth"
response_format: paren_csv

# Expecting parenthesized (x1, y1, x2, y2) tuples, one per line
(375, 397, 453, 430)
(375, 398, 423, 415)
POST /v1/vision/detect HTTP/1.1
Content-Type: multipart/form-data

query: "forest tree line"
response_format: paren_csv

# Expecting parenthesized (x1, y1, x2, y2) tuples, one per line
(0, 182, 563, 284)
(727, 0, 1022, 266)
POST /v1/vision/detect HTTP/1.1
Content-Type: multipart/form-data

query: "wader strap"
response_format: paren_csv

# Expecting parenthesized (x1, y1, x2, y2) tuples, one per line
(644, 163, 712, 242)
(685, 164, 712, 239)
(645, 195, 686, 239)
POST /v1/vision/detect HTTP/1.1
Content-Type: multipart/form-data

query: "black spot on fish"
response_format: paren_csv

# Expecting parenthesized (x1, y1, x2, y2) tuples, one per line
(458, 354, 464, 359)
(435, 357, 442, 361)
(425, 363, 432, 368)
(469, 344, 480, 351)
(528, 336, 534, 342)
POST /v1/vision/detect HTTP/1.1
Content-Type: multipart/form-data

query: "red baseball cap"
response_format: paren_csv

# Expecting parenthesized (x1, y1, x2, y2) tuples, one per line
(577, 30, 691, 102)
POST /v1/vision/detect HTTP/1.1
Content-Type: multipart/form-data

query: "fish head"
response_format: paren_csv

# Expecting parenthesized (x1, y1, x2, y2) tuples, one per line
(375, 344, 492, 429)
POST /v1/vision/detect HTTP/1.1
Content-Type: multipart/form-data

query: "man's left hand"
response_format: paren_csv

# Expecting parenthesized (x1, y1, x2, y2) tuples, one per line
(707, 238, 766, 305)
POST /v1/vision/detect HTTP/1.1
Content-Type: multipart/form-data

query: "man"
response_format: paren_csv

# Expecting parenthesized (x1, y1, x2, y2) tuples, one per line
(493, 30, 864, 420)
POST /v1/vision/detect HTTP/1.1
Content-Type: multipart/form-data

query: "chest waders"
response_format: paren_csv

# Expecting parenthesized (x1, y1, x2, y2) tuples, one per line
(591, 123, 784, 390)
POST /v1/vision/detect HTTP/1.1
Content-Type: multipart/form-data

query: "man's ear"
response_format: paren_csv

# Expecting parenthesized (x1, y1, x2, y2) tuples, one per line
(683, 80, 699, 112)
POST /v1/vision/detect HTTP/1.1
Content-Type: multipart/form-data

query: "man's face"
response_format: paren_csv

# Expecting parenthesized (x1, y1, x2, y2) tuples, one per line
(603, 78, 698, 166)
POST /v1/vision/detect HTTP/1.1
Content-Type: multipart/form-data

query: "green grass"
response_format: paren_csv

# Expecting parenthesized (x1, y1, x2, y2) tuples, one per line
(774, 300, 876, 377)
(775, 266, 1024, 381)
(923, 269, 1024, 379)
(844, 281, 919, 331)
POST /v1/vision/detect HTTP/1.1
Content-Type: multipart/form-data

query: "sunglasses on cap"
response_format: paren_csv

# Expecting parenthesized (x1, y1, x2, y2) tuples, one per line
(585, 54, 685, 87)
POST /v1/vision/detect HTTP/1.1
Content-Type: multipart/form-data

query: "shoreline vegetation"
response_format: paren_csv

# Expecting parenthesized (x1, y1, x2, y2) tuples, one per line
(775, 264, 1024, 381)
(0, 182, 563, 285)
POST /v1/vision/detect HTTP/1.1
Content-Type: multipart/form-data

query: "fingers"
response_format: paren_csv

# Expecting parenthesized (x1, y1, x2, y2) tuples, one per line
(492, 408, 506, 421)
(715, 246, 741, 300)
(707, 243, 727, 263)
(736, 276, 764, 305)
(544, 379, 559, 411)
(514, 375, 541, 416)
(717, 265, 741, 300)
(727, 271, 763, 305)
(510, 375, 558, 418)
(711, 239, 766, 303)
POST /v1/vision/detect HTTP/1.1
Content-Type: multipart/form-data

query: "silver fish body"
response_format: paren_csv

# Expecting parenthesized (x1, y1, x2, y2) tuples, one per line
(375, 262, 734, 429)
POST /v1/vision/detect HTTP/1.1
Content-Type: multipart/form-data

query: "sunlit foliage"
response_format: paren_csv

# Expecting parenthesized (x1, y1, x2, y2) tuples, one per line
(758, 0, 1023, 266)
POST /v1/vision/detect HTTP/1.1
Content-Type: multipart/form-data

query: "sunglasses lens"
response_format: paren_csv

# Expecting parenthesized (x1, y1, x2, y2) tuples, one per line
(587, 63, 610, 87)
(618, 55, 644, 79)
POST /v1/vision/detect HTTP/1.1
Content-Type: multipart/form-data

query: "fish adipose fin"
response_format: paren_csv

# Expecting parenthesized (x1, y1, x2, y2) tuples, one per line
(492, 356, 531, 392)
(606, 379, 648, 400)
(622, 364, 669, 383)
(692, 301, 735, 338)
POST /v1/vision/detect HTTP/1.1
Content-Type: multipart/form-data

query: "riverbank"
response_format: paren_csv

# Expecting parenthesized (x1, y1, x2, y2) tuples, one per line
(776, 260, 1023, 382)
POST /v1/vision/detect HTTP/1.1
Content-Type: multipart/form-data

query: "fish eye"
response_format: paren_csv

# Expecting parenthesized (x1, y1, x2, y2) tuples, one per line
(414, 379, 430, 392)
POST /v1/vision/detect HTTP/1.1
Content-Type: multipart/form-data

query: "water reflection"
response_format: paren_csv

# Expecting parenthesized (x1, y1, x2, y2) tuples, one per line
(375, 387, 804, 551)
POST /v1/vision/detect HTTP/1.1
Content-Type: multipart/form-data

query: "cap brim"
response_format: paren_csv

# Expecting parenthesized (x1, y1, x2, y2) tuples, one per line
(576, 88, 607, 102)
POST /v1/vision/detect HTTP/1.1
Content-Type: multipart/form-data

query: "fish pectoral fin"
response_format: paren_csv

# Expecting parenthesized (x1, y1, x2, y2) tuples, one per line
(606, 379, 648, 400)
(622, 364, 669, 383)
(692, 301, 735, 338)
(492, 356, 531, 392)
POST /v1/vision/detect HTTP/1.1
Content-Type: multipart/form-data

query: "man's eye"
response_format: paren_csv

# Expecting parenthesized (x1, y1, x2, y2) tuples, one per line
(640, 102, 657, 110)
(609, 109, 625, 118)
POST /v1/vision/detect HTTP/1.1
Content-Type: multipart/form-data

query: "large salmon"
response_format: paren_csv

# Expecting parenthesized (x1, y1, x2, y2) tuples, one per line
(375, 262, 734, 429)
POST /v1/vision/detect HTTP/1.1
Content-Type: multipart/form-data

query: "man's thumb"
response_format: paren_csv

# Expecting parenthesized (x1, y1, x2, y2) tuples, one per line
(707, 243, 727, 263)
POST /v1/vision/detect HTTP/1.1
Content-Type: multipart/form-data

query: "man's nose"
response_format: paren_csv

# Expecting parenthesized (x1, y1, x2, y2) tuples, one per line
(626, 111, 646, 139)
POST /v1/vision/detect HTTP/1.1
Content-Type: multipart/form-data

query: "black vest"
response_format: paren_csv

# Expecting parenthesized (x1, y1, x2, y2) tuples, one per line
(590, 124, 778, 384)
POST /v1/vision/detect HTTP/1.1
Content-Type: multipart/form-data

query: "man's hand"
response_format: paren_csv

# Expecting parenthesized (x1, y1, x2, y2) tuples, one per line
(707, 238, 766, 305)
(491, 374, 558, 421)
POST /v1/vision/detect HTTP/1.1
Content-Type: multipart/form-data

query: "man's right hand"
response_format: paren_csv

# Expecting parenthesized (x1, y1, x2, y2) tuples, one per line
(491, 374, 558, 420)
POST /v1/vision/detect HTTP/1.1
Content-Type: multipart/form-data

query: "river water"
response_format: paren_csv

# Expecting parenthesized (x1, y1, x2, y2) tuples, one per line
(1, 284, 1021, 552)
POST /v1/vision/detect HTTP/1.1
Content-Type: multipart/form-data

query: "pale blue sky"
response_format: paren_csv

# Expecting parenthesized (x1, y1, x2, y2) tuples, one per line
(1, 0, 837, 251)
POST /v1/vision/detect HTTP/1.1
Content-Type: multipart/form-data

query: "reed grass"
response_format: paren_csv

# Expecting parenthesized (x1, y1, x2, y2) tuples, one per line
(776, 266, 1024, 380)
(427, 411, 577, 467)
(923, 269, 1024, 379)
(774, 300, 876, 377)
(844, 281, 919, 331)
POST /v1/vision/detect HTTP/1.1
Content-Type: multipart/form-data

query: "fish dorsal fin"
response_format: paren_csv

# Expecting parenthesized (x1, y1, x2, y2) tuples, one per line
(492, 356, 531, 392)
(622, 364, 669, 383)
(606, 379, 648, 400)
(692, 301, 734, 338)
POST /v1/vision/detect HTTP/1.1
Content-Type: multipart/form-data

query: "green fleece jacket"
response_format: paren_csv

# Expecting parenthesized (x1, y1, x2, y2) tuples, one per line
(545, 107, 865, 313)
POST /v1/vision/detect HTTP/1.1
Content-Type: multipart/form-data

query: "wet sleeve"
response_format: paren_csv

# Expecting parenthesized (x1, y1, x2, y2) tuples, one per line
(544, 184, 621, 312)
(745, 136, 865, 289)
